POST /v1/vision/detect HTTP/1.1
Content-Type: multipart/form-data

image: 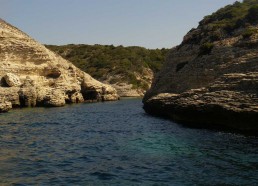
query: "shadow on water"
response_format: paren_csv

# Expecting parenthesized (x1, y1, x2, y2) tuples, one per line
(0, 98, 257, 185)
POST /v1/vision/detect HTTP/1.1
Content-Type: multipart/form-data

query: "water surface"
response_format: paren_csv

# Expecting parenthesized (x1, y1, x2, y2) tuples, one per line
(0, 98, 257, 185)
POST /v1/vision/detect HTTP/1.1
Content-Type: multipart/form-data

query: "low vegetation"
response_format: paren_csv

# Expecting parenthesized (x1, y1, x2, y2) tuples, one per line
(242, 26, 257, 38)
(46, 44, 169, 90)
(201, 0, 258, 32)
(199, 42, 214, 56)
(185, 0, 258, 46)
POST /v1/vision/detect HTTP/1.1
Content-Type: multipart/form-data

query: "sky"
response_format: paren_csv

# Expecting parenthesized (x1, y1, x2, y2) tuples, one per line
(0, 0, 239, 49)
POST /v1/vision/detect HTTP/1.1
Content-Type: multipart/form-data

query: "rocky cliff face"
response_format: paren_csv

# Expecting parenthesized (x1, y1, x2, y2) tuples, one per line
(45, 44, 169, 97)
(143, 1, 258, 134)
(103, 67, 153, 97)
(0, 19, 119, 112)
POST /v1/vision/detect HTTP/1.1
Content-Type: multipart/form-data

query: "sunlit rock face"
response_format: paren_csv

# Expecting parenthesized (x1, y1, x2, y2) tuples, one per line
(143, 1, 258, 134)
(0, 19, 119, 112)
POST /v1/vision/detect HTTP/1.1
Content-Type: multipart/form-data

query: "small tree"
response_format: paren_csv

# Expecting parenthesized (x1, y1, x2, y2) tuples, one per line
(246, 5, 258, 23)
(199, 42, 214, 56)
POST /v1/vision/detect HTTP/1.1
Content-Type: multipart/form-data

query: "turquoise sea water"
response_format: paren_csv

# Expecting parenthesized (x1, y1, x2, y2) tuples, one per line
(0, 98, 257, 185)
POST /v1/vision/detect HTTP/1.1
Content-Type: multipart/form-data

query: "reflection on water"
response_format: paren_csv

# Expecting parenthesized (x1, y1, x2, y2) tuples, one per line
(0, 98, 258, 185)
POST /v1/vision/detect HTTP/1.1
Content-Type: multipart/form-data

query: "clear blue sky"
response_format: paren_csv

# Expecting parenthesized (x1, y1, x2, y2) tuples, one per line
(0, 0, 239, 49)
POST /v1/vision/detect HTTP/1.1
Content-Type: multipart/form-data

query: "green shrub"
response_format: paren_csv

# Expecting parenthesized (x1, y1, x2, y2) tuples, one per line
(242, 27, 257, 38)
(46, 44, 169, 87)
(176, 62, 188, 72)
(199, 42, 214, 56)
(199, 0, 258, 36)
(246, 4, 258, 23)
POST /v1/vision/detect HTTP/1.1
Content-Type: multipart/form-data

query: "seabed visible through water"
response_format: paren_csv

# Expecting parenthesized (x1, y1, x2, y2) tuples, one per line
(0, 98, 257, 185)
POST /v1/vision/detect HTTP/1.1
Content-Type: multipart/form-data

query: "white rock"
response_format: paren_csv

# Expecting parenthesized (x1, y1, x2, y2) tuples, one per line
(0, 19, 119, 111)
(4, 73, 21, 87)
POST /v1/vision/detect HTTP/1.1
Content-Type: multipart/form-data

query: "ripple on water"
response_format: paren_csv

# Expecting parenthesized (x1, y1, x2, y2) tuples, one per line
(0, 98, 258, 185)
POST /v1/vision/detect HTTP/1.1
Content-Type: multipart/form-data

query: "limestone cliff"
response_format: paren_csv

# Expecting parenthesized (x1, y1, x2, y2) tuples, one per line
(0, 19, 119, 112)
(103, 67, 153, 97)
(143, 0, 258, 134)
(45, 44, 169, 97)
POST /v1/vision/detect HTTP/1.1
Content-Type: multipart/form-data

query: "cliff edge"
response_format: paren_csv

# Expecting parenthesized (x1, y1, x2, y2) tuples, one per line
(0, 19, 119, 112)
(143, 0, 258, 134)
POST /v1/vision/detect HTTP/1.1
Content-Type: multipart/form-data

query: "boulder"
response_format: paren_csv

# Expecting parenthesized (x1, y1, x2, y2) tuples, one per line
(0, 87, 20, 107)
(3, 73, 21, 87)
(18, 87, 37, 107)
(43, 90, 66, 107)
(0, 100, 12, 112)
(81, 74, 119, 101)
(70, 92, 84, 103)
(18, 77, 37, 107)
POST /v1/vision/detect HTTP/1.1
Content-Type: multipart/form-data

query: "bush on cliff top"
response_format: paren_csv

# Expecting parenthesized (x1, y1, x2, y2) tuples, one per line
(184, 0, 258, 45)
(199, 42, 214, 56)
(242, 26, 257, 38)
(46, 44, 169, 90)
(200, 0, 258, 31)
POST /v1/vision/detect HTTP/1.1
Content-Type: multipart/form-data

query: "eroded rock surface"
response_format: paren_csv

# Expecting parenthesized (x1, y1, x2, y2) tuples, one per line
(144, 73, 258, 134)
(3, 73, 21, 87)
(45, 44, 166, 98)
(0, 99, 12, 112)
(106, 68, 154, 97)
(143, 2, 258, 134)
(0, 19, 119, 112)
